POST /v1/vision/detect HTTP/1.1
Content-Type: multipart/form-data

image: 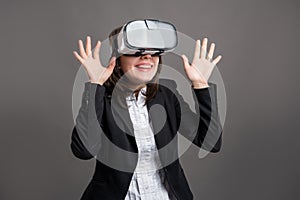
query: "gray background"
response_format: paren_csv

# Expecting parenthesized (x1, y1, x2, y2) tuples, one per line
(0, 0, 299, 199)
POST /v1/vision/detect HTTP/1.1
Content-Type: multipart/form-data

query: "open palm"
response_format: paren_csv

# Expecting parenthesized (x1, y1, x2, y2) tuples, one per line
(182, 38, 222, 88)
(73, 36, 116, 85)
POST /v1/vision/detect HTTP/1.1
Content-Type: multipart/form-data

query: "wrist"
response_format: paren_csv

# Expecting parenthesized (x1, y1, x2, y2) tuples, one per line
(90, 80, 104, 86)
(192, 82, 209, 89)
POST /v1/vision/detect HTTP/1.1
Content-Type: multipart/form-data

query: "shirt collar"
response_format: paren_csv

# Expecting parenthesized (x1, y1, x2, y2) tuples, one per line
(126, 85, 147, 102)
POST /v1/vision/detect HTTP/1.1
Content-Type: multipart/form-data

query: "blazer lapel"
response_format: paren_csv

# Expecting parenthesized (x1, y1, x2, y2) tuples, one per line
(147, 89, 169, 150)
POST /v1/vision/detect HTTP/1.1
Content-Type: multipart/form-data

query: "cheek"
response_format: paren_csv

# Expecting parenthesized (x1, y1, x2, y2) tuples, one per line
(154, 58, 160, 71)
(154, 57, 160, 65)
(120, 58, 136, 73)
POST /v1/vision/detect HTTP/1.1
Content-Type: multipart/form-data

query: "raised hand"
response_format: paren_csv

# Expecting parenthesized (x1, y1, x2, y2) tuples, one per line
(73, 36, 116, 85)
(181, 38, 222, 89)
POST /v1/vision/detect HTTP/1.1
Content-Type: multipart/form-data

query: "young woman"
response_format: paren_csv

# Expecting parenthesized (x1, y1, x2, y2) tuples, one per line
(71, 20, 222, 200)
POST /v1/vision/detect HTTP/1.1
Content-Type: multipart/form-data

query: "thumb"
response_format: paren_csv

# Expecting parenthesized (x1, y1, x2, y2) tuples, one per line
(181, 54, 190, 71)
(107, 57, 116, 71)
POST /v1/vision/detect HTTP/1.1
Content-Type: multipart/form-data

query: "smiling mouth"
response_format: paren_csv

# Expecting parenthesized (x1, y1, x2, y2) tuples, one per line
(135, 64, 152, 69)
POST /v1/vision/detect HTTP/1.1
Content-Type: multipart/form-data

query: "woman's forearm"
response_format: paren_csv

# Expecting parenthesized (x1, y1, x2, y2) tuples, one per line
(71, 82, 106, 160)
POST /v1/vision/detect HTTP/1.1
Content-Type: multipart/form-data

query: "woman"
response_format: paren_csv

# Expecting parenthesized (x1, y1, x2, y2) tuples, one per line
(71, 20, 222, 200)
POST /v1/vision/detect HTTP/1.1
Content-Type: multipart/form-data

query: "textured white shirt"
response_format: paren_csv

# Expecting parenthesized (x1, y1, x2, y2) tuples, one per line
(124, 86, 174, 200)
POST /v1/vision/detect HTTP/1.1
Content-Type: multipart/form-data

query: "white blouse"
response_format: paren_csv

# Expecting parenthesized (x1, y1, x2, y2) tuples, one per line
(124, 87, 174, 200)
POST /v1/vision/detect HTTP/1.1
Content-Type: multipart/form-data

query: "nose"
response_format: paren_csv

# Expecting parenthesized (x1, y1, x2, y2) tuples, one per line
(141, 54, 152, 59)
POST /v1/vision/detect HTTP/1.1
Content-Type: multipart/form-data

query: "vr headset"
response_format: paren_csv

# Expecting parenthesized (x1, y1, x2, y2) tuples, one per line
(116, 19, 178, 56)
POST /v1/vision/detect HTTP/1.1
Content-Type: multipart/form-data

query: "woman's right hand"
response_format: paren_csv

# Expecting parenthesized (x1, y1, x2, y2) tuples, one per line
(73, 36, 116, 85)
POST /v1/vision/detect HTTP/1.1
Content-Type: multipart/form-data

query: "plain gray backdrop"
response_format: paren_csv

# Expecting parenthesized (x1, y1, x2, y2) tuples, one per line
(0, 0, 299, 199)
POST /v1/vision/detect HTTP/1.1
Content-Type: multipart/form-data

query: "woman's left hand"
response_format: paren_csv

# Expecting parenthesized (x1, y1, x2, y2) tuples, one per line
(181, 38, 222, 89)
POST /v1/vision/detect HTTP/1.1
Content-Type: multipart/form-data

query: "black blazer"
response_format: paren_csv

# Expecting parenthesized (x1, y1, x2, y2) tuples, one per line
(71, 79, 222, 200)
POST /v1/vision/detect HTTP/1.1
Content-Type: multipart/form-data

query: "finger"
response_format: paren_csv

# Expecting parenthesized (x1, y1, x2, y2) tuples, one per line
(73, 51, 84, 63)
(181, 54, 190, 70)
(200, 38, 208, 59)
(207, 43, 215, 61)
(212, 55, 222, 65)
(78, 40, 87, 59)
(86, 36, 92, 56)
(93, 40, 101, 60)
(193, 40, 200, 61)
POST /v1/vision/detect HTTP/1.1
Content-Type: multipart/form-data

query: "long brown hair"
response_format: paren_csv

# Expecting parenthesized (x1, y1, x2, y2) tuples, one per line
(104, 25, 162, 104)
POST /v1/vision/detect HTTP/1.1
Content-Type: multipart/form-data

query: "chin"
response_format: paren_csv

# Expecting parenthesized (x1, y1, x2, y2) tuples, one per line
(125, 73, 155, 84)
(131, 77, 153, 85)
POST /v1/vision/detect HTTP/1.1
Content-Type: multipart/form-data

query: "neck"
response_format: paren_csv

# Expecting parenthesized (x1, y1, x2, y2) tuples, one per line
(120, 76, 146, 92)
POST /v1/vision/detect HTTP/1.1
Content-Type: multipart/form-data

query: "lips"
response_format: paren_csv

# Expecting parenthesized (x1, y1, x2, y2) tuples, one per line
(135, 62, 153, 70)
(136, 64, 151, 69)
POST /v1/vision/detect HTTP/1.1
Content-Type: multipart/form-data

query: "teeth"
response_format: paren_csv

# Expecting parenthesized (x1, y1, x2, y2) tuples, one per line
(136, 65, 152, 69)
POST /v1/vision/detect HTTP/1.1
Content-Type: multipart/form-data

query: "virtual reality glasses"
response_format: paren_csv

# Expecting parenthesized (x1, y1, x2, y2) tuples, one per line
(116, 19, 178, 56)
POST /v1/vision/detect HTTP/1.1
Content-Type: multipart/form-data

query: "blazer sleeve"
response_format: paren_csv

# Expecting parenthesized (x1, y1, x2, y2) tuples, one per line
(70, 82, 106, 160)
(174, 82, 223, 152)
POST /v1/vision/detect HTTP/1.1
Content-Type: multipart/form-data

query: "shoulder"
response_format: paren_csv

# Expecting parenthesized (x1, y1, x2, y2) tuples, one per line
(158, 78, 177, 88)
(156, 79, 180, 103)
(157, 78, 178, 94)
